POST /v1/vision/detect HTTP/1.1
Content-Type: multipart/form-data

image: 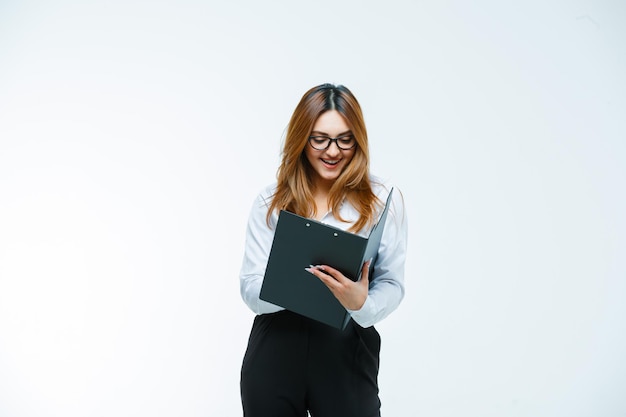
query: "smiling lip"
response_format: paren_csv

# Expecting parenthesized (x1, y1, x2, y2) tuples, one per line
(321, 158, 341, 167)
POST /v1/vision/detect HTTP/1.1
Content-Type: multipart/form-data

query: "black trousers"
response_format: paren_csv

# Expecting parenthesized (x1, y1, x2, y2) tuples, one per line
(240, 310, 381, 417)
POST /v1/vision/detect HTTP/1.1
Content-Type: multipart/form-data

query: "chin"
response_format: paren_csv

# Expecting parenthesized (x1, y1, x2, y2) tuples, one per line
(321, 172, 342, 182)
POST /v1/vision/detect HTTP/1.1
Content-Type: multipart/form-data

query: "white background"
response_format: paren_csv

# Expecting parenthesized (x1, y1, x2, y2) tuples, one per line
(1, 1, 624, 416)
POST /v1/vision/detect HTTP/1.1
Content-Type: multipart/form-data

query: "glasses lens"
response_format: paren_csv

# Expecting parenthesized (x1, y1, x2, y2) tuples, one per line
(309, 136, 330, 150)
(336, 135, 355, 149)
(308, 135, 356, 150)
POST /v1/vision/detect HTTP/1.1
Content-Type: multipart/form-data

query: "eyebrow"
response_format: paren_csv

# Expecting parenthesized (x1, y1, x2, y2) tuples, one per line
(310, 130, 352, 137)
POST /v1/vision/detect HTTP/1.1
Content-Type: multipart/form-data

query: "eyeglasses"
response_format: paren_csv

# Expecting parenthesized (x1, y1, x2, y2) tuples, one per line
(308, 134, 356, 150)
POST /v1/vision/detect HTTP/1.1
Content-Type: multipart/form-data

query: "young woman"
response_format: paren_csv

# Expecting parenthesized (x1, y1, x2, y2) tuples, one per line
(239, 83, 408, 417)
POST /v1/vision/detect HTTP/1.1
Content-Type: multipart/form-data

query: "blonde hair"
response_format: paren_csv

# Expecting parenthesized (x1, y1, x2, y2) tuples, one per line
(268, 84, 379, 233)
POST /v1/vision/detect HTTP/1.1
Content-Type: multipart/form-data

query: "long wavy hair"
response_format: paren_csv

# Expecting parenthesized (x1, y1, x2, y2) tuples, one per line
(267, 83, 380, 233)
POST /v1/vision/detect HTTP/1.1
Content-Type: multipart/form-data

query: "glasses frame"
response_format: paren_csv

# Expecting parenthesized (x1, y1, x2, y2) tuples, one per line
(307, 133, 357, 151)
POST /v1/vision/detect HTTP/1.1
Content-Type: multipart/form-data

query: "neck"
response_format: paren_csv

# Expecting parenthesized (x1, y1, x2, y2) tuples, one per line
(312, 176, 333, 196)
(311, 182, 332, 220)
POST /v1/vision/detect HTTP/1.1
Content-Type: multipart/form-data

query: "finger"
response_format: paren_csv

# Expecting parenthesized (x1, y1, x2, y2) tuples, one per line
(313, 265, 350, 284)
(305, 265, 336, 282)
(313, 264, 341, 279)
(307, 266, 341, 289)
(360, 259, 372, 285)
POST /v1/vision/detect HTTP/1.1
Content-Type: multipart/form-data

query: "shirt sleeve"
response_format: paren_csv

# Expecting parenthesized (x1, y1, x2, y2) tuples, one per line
(239, 191, 285, 315)
(347, 187, 408, 328)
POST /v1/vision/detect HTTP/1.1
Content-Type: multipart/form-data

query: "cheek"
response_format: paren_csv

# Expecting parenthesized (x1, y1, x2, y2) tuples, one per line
(304, 147, 316, 165)
(343, 150, 356, 164)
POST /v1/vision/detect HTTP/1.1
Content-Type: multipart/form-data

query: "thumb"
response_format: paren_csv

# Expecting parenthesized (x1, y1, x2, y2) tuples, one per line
(360, 258, 372, 287)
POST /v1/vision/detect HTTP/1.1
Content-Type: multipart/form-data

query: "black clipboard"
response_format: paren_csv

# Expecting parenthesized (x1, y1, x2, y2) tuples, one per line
(259, 189, 394, 329)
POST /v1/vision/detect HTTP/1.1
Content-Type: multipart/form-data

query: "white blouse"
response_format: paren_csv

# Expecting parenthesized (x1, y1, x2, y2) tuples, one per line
(239, 176, 408, 328)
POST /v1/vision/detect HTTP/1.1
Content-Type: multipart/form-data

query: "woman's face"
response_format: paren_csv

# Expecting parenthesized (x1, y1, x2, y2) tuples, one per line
(305, 110, 356, 189)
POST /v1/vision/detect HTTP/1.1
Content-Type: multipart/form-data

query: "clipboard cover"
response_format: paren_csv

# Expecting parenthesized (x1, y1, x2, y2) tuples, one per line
(259, 189, 394, 329)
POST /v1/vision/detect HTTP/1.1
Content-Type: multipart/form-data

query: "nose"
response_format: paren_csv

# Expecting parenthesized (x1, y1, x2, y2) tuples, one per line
(325, 140, 341, 156)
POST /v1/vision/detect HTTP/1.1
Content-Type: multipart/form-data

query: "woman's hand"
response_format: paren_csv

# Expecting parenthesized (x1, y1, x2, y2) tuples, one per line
(305, 260, 371, 311)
